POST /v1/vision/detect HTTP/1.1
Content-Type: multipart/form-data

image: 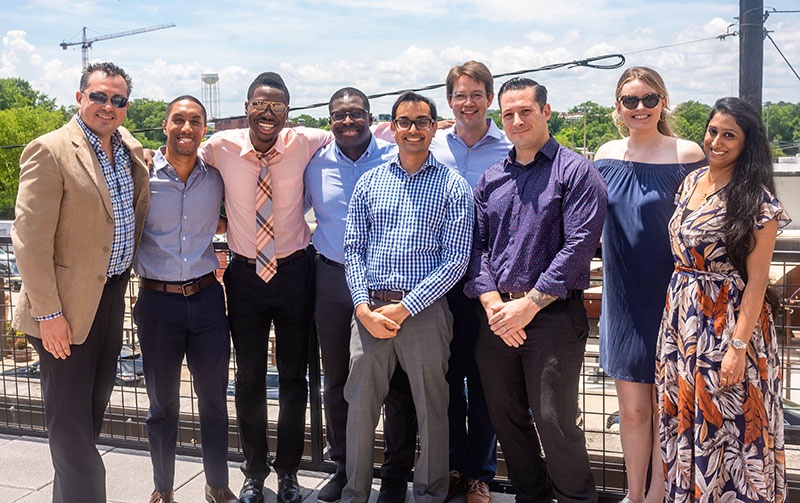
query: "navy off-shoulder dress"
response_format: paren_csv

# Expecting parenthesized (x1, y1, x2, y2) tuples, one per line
(596, 158, 705, 383)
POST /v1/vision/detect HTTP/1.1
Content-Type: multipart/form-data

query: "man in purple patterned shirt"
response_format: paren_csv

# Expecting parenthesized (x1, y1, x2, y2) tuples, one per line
(464, 77, 606, 503)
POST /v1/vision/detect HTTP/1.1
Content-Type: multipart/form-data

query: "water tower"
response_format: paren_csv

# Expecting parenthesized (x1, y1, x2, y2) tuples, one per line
(201, 73, 220, 121)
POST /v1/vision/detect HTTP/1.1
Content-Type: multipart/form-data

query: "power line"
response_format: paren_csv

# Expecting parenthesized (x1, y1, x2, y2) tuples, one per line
(765, 31, 800, 82)
(623, 30, 737, 56)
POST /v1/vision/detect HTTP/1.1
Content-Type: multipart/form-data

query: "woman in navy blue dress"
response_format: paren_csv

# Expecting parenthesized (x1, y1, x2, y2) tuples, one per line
(595, 67, 705, 503)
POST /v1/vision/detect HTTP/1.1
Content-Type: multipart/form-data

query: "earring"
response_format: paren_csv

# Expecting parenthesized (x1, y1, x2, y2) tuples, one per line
(659, 110, 667, 121)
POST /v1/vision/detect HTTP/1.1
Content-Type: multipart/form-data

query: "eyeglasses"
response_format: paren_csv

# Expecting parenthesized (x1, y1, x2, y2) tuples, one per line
(331, 109, 369, 122)
(618, 93, 664, 110)
(85, 91, 128, 108)
(250, 100, 288, 115)
(393, 117, 434, 130)
(449, 92, 489, 104)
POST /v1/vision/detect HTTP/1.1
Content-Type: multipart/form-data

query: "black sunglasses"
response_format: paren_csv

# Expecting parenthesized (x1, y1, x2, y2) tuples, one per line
(393, 117, 434, 130)
(618, 93, 664, 110)
(85, 91, 128, 108)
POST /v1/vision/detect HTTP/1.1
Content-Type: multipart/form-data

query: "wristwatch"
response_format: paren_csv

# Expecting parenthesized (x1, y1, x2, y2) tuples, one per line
(730, 339, 747, 351)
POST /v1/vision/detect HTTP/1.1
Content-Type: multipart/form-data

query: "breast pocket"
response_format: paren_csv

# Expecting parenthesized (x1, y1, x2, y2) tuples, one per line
(272, 175, 303, 210)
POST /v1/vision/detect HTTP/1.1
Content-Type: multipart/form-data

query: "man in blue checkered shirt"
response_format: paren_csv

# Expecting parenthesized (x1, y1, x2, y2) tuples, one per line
(342, 92, 474, 503)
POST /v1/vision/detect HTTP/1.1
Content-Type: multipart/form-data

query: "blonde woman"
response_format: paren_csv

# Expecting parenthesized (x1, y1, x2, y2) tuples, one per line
(594, 67, 705, 503)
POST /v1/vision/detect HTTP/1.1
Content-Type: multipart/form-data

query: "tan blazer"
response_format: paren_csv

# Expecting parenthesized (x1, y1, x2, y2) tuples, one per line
(11, 117, 150, 344)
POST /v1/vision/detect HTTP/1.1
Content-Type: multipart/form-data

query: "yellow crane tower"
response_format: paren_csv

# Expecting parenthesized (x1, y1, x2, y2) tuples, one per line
(60, 24, 176, 68)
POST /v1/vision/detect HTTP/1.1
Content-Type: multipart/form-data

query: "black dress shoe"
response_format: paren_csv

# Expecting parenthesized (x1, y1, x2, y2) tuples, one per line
(278, 473, 302, 503)
(317, 470, 346, 502)
(376, 478, 407, 503)
(239, 477, 265, 503)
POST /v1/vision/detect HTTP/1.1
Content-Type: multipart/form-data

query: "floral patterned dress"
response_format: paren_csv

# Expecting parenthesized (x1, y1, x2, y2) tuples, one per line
(656, 167, 789, 503)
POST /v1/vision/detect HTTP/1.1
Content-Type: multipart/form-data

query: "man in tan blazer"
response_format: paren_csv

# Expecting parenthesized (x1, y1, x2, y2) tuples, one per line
(11, 61, 150, 503)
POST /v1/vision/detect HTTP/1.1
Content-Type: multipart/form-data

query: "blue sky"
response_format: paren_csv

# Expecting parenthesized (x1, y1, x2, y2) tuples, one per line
(1, 0, 799, 119)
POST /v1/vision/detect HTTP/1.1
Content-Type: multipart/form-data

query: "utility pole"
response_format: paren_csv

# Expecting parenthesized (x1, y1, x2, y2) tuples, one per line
(739, 0, 764, 118)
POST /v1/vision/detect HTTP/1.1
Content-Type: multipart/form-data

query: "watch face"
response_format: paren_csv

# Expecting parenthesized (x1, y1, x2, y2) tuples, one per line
(731, 339, 746, 350)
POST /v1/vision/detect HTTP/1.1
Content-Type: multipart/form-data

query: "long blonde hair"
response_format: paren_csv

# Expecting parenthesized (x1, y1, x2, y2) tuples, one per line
(611, 66, 674, 137)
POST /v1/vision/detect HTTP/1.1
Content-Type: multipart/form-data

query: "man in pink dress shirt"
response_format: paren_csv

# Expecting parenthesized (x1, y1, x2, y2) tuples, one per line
(198, 72, 332, 503)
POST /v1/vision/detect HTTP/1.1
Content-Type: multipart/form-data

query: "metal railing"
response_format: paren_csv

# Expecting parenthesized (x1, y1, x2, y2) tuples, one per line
(0, 236, 798, 500)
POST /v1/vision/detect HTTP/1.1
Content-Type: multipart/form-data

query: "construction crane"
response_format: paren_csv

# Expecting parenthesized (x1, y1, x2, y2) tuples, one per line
(60, 23, 176, 67)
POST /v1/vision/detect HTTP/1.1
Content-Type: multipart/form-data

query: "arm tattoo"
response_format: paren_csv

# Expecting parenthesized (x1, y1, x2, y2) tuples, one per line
(526, 288, 556, 310)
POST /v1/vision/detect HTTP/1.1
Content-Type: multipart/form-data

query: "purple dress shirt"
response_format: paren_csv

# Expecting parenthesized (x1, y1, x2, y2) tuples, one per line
(464, 137, 607, 300)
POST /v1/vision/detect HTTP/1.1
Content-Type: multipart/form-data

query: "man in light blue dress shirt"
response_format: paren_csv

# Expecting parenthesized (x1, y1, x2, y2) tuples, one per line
(342, 92, 473, 503)
(132, 96, 238, 503)
(304, 87, 418, 503)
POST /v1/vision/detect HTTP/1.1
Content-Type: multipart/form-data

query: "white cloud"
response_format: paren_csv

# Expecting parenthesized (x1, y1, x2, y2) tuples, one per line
(525, 31, 555, 44)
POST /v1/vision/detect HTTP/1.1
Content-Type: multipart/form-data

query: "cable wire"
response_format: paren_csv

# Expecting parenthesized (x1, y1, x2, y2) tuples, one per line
(765, 32, 800, 82)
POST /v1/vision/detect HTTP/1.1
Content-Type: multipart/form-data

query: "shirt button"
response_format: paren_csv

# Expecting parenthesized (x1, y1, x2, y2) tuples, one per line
(98, 275, 105, 282)
(107, 217, 113, 223)
(184, 216, 187, 220)
(183, 258, 187, 262)
(182, 237, 186, 240)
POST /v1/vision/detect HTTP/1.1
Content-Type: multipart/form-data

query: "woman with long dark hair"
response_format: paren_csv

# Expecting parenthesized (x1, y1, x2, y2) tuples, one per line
(657, 97, 788, 502)
(595, 67, 705, 503)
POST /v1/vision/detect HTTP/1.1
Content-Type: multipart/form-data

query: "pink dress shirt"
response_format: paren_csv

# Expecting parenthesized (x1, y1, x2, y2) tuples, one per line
(199, 127, 333, 258)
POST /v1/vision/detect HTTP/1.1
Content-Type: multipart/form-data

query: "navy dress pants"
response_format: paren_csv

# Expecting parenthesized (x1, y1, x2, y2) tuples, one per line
(134, 279, 231, 492)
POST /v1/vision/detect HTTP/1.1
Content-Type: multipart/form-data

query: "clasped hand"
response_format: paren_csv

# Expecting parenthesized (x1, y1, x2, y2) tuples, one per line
(355, 302, 410, 339)
(484, 297, 537, 348)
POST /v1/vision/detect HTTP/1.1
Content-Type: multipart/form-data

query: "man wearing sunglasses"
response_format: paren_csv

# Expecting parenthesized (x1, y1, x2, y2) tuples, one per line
(342, 92, 473, 503)
(12, 61, 150, 502)
(198, 72, 332, 503)
(465, 77, 605, 503)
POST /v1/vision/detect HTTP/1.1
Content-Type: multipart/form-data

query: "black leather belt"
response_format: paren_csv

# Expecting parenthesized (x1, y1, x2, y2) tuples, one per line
(319, 254, 344, 268)
(140, 272, 216, 296)
(499, 290, 583, 302)
(369, 289, 408, 303)
(231, 249, 305, 267)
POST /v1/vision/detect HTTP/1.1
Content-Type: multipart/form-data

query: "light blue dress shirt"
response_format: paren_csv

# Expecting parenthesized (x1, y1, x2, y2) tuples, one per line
(133, 148, 224, 282)
(429, 119, 512, 189)
(304, 135, 396, 264)
(344, 152, 474, 316)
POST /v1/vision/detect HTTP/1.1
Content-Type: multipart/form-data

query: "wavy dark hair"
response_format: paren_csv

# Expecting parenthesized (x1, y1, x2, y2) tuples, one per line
(709, 97, 779, 311)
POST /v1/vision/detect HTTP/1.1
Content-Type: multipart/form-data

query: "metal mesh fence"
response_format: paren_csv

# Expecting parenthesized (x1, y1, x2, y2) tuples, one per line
(0, 237, 797, 498)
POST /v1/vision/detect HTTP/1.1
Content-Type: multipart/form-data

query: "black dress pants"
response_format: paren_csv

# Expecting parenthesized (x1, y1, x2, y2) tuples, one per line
(28, 271, 129, 503)
(475, 295, 598, 503)
(223, 249, 313, 479)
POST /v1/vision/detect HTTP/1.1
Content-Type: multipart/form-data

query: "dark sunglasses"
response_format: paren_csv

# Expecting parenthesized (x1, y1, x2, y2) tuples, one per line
(393, 117, 434, 130)
(331, 109, 368, 122)
(250, 100, 287, 115)
(86, 91, 128, 108)
(618, 93, 664, 110)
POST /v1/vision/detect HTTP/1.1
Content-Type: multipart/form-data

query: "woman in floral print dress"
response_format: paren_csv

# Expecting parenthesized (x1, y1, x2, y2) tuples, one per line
(656, 97, 788, 503)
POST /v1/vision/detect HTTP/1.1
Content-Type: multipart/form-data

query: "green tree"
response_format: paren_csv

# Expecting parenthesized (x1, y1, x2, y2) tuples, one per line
(289, 114, 330, 130)
(487, 109, 501, 129)
(765, 101, 800, 156)
(122, 98, 168, 150)
(672, 101, 711, 146)
(0, 107, 69, 214)
(0, 78, 56, 111)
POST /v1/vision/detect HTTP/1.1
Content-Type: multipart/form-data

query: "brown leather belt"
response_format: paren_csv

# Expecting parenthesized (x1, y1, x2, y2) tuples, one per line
(231, 249, 306, 266)
(319, 254, 344, 268)
(140, 272, 216, 296)
(369, 289, 408, 303)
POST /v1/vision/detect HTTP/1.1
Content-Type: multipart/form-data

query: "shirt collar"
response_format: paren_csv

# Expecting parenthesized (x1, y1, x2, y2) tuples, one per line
(154, 146, 208, 174)
(333, 134, 378, 163)
(505, 135, 558, 168)
(447, 118, 504, 143)
(389, 151, 442, 175)
(75, 113, 122, 149)
(240, 127, 286, 158)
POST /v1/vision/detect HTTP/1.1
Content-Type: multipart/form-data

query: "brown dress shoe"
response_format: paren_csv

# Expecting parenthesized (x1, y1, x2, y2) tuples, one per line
(465, 480, 492, 503)
(149, 488, 175, 503)
(205, 483, 241, 503)
(445, 471, 465, 501)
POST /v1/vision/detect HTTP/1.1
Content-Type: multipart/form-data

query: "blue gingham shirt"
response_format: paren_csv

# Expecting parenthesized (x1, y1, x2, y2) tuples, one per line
(344, 152, 474, 316)
(76, 115, 136, 276)
(33, 116, 136, 322)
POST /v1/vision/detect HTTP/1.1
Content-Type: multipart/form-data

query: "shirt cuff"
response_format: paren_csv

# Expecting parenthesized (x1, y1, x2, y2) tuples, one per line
(34, 311, 63, 322)
(352, 290, 369, 309)
(532, 278, 567, 300)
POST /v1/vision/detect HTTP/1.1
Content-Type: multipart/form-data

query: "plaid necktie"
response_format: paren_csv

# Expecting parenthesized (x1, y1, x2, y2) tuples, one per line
(256, 149, 278, 282)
